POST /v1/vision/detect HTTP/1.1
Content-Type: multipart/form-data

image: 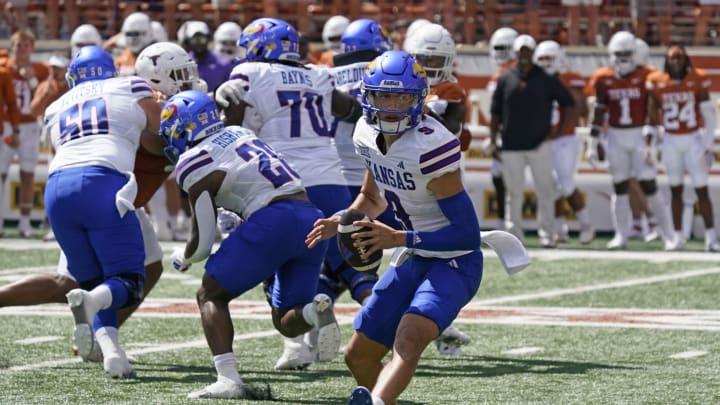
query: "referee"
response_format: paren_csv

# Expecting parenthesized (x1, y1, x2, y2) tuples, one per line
(489, 34, 576, 247)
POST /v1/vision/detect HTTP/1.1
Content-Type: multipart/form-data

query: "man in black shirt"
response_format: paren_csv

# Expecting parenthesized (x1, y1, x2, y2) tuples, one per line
(489, 34, 576, 247)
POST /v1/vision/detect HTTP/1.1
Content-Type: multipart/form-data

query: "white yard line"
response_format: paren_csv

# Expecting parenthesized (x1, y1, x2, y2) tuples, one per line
(467, 266, 720, 306)
(669, 351, 707, 359)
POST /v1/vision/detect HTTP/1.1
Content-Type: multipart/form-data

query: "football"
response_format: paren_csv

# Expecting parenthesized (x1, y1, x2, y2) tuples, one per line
(337, 209, 383, 272)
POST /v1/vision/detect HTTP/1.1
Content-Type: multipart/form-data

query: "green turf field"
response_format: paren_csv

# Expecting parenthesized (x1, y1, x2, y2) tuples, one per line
(0, 236, 718, 404)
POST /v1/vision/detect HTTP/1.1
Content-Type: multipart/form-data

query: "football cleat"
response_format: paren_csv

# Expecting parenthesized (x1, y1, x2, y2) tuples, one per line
(274, 335, 314, 370)
(104, 352, 136, 379)
(187, 377, 245, 399)
(348, 386, 374, 405)
(313, 293, 341, 362)
(579, 224, 595, 245)
(435, 324, 470, 356)
(66, 289, 99, 360)
(606, 234, 627, 250)
(705, 239, 720, 252)
(436, 340, 465, 356)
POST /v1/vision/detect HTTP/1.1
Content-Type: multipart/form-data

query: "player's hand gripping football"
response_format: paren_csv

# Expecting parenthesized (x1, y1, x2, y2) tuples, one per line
(349, 220, 403, 260)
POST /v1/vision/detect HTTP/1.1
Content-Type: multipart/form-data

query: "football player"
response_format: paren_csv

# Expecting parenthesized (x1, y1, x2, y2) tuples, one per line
(586, 31, 673, 250)
(305, 50, 482, 405)
(646, 45, 720, 251)
(43, 46, 166, 379)
(533, 40, 595, 244)
(160, 90, 334, 399)
(114, 12, 156, 76)
(214, 18, 362, 370)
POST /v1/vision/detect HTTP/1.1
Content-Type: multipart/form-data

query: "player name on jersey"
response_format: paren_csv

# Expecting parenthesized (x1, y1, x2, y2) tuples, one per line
(607, 87, 642, 100)
(280, 70, 313, 86)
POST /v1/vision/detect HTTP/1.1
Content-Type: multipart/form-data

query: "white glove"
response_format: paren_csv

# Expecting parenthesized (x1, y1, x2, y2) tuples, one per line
(217, 208, 242, 233)
(425, 98, 449, 116)
(170, 247, 191, 272)
(214, 79, 244, 108)
(585, 136, 600, 168)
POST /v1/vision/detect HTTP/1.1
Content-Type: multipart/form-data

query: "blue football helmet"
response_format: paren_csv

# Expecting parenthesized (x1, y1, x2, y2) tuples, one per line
(236, 18, 299, 63)
(65, 45, 117, 88)
(159, 90, 224, 163)
(361, 50, 428, 135)
(341, 19, 393, 54)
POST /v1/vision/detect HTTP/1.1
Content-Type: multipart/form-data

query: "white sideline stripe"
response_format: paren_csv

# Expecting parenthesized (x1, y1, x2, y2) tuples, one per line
(14, 336, 63, 345)
(502, 347, 543, 355)
(466, 267, 720, 306)
(670, 351, 707, 359)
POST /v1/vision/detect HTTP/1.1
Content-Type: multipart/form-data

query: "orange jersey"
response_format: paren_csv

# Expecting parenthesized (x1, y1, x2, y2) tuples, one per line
(427, 80, 471, 150)
(584, 66, 613, 97)
(6, 59, 50, 122)
(594, 66, 652, 128)
(115, 48, 138, 77)
(0, 66, 20, 133)
(646, 68, 711, 135)
(552, 71, 585, 136)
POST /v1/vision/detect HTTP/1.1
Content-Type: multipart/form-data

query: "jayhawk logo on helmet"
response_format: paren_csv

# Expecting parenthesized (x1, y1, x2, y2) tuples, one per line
(412, 62, 427, 79)
(161, 103, 177, 121)
(244, 22, 265, 35)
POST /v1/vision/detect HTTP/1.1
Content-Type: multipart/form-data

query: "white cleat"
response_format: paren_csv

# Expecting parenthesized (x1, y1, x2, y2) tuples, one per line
(644, 229, 660, 243)
(579, 224, 595, 245)
(104, 353, 136, 379)
(705, 240, 720, 252)
(66, 289, 99, 360)
(187, 377, 245, 399)
(313, 293, 341, 362)
(435, 325, 470, 356)
(17, 225, 35, 238)
(606, 234, 627, 250)
(274, 335, 314, 370)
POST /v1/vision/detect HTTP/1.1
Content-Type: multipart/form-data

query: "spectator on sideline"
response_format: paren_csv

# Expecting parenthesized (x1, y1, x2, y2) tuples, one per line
(183, 20, 233, 91)
(0, 29, 49, 237)
(489, 35, 576, 247)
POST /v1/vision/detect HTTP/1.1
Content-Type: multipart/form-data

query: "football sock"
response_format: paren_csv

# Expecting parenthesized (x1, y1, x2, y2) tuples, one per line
(214, 352, 242, 384)
(96, 326, 122, 358)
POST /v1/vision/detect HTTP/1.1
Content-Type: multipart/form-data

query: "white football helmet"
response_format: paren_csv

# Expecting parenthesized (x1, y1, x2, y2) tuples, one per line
(533, 40, 564, 75)
(70, 24, 102, 55)
(490, 27, 518, 65)
(135, 42, 199, 97)
(151, 21, 168, 42)
(404, 18, 431, 41)
(634, 37, 650, 67)
(213, 21, 243, 58)
(121, 12, 153, 53)
(404, 23, 456, 86)
(608, 31, 636, 76)
(322, 15, 350, 51)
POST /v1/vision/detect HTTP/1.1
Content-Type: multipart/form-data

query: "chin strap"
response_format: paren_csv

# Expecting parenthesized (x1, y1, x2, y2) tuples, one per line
(184, 190, 217, 264)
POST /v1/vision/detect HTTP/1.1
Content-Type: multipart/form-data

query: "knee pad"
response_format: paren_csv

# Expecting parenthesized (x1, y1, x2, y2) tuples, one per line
(338, 266, 378, 303)
(107, 272, 146, 308)
(319, 263, 348, 300)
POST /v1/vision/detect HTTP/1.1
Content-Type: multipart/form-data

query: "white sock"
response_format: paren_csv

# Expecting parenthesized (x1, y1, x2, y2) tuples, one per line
(19, 215, 30, 229)
(88, 284, 113, 311)
(302, 302, 318, 327)
(705, 229, 717, 243)
(372, 396, 386, 405)
(576, 208, 590, 226)
(213, 352, 242, 384)
(95, 326, 122, 358)
(611, 194, 631, 238)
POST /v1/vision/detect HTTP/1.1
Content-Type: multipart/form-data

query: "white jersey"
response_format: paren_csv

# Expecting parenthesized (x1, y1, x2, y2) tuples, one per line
(353, 116, 470, 259)
(44, 76, 154, 174)
(226, 61, 345, 187)
(330, 60, 369, 186)
(174, 126, 305, 219)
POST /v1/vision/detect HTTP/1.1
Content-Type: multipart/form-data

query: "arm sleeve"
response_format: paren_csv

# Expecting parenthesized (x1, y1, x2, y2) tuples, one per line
(406, 190, 481, 251)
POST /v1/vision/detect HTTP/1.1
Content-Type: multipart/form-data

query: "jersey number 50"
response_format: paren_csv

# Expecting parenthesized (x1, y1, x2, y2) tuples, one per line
(58, 97, 109, 145)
